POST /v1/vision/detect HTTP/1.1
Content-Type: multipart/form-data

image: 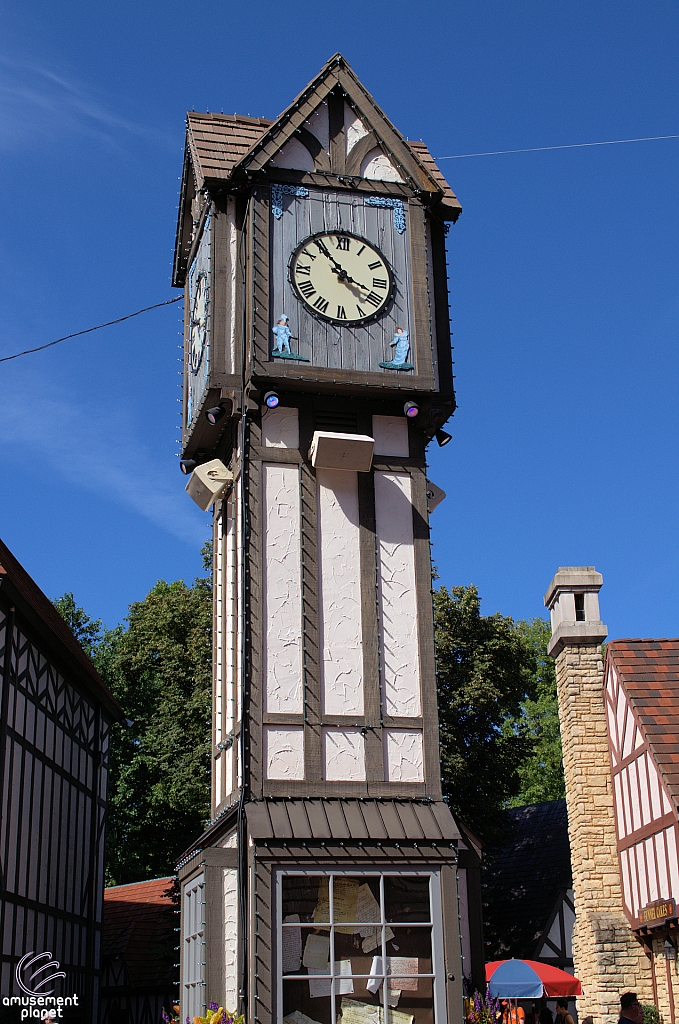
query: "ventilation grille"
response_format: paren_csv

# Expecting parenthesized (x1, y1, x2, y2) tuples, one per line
(313, 409, 359, 433)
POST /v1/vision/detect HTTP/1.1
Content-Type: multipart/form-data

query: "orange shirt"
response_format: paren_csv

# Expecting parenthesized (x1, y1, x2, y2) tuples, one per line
(502, 1007, 526, 1024)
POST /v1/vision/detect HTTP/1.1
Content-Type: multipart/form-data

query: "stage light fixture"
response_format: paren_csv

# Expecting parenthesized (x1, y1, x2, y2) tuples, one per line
(263, 391, 280, 409)
(403, 401, 419, 419)
(206, 405, 226, 425)
(180, 459, 197, 475)
(435, 429, 452, 447)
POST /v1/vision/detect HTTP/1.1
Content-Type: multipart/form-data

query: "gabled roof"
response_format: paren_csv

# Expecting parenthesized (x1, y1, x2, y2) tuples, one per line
(103, 877, 176, 988)
(0, 537, 123, 721)
(607, 639, 679, 810)
(482, 800, 572, 960)
(181, 54, 459, 209)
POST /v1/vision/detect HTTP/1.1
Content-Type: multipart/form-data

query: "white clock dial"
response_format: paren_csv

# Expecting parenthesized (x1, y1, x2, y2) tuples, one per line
(289, 230, 394, 325)
(189, 271, 209, 373)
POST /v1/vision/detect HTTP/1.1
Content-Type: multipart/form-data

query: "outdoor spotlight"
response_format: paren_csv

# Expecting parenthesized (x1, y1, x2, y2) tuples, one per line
(403, 401, 419, 419)
(180, 459, 197, 475)
(435, 429, 452, 447)
(206, 405, 226, 425)
(263, 391, 280, 409)
(664, 938, 676, 961)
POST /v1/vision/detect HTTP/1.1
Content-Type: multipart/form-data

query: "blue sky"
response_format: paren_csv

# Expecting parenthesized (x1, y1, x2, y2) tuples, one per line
(1, 1, 678, 639)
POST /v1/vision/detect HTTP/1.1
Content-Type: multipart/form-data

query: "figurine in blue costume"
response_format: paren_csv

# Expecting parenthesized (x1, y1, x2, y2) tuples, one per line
(271, 314, 310, 361)
(379, 326, 413, 371)
(272, 314, 294, 354)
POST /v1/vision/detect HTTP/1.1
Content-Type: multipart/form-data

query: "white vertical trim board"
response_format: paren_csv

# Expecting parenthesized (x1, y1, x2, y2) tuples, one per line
(223, 867, 238, 1013)
(374, 471, 421, 717)
(263, 463, 303, 714)
(317, 469, 364, 715)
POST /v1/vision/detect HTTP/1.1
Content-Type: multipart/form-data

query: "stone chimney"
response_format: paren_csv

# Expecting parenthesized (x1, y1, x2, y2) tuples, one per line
(545, 567, 652, 1023)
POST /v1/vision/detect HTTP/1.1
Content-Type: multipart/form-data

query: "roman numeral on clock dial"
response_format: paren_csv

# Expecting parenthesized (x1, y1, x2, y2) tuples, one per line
(364, 292, 381, 308)
(373, 278, 387, 289)
(298, 280, 316, 298)
(313, 296, 329, 313)
(296, 264, 311, 276)
(337, 306, 347, 319)
(335, 236, 350, 250)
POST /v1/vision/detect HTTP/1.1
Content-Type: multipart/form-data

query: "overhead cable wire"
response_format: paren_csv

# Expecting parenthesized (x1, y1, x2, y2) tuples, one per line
(0, 295, 183, 364)
(435, 133, 679, 160)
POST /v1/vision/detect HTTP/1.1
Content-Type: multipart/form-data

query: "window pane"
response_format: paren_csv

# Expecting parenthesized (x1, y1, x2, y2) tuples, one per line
(386, 926, 432, 966)
(283, 979, 330, 1024)
(384, 877, 430, 923)
(284, 876, 328, 923)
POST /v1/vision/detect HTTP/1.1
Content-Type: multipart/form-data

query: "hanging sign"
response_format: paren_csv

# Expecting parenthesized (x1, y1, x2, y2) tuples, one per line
(639, 898, 677, 925)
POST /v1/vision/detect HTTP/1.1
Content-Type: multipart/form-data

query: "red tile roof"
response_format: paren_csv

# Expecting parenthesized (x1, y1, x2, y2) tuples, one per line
(103, 877, 176, 988)
(608, 639, 679, 808)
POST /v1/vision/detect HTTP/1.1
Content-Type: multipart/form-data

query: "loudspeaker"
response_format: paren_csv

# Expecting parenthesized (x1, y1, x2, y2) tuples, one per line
(185, 459, 233, 511)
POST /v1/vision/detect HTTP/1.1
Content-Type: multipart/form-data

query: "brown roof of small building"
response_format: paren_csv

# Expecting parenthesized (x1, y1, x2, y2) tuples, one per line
(103, 877, 176, 988)
(0, 538, 123, 721)
(608, 639, 679, 808)
(246, 798, 461, 842)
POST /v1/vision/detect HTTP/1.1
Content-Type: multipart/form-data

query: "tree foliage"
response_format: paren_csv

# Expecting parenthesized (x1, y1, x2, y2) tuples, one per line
(52, 592, 103, 656)
(54, 558, 212, 885)
(505, 618, 565, 806)
(434, 584, 536, 844)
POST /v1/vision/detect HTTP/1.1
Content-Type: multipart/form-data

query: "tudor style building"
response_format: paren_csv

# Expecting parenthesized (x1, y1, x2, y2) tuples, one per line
(0, 538, 124, 1023)
(173, 54, 483, 1024)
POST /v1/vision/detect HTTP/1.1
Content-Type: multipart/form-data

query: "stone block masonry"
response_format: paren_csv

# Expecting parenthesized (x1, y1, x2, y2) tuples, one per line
(554, 643, 653, 1021)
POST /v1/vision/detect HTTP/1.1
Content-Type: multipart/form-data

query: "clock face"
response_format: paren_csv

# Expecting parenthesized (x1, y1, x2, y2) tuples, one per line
(189, 271, 209, 373)
(288, 230, 394, 326)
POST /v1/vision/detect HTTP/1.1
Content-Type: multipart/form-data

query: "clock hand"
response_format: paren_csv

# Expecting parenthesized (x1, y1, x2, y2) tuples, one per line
(314, 239, 344, 273)
(330, 267, 370, 291)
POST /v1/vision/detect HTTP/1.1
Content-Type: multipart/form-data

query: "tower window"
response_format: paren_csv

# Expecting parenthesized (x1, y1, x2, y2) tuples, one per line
(575, 593, 586, 621)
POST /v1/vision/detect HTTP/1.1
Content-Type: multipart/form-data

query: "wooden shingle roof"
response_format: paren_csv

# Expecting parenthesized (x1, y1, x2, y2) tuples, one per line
(187, 112, 273, 187)
(185, 111, 458, 212)
(608, 639, 679, 809)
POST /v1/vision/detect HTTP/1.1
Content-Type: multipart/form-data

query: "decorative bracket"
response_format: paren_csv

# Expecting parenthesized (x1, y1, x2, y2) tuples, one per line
(271, 184, 309, 220)
(365, 195, 406, 234)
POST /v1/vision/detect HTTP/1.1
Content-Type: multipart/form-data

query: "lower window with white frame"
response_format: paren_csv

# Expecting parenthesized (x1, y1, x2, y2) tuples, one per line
(183, 873, 206, 1022)
(277, 870, 444, 1024)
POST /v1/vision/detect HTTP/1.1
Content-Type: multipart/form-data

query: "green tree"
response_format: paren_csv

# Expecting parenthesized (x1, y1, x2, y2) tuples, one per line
(52, 592, 102, 656)
(53, 555, 212, 885)
(506, 618, 565, 806)
(434, 584, 536, 845)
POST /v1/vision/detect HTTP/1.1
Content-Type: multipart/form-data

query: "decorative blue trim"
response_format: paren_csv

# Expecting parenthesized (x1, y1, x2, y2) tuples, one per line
(365, 195, 406, 233)
(271, 184, 309, 219)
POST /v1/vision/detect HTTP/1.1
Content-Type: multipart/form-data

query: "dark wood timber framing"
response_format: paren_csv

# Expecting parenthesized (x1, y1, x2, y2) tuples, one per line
(0, 540, 123, 1024)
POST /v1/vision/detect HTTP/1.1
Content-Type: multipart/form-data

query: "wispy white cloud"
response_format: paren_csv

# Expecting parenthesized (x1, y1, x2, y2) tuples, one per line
(0, 380, 206, 545)
(0, 52, 173, 152)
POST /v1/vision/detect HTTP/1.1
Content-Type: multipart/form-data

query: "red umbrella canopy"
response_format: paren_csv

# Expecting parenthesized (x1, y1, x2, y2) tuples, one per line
(485, 960, 582, 998)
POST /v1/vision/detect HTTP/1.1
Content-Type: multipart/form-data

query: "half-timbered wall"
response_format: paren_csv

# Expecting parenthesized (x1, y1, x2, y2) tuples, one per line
(605, 661, 679, 923)
(230, 398, 437, 801)
(0, 603, 111, 1022)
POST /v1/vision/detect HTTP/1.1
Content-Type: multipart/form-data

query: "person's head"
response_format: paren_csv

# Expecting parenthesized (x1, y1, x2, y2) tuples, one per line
(278, 314, 289, 324)
(555, 1001, 568, 1016)
(395, 326, 403, 334)
(620, 993, 642, 1022)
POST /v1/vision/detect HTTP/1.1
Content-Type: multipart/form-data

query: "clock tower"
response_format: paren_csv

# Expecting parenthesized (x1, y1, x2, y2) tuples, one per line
(173, 54, 483, 1024)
